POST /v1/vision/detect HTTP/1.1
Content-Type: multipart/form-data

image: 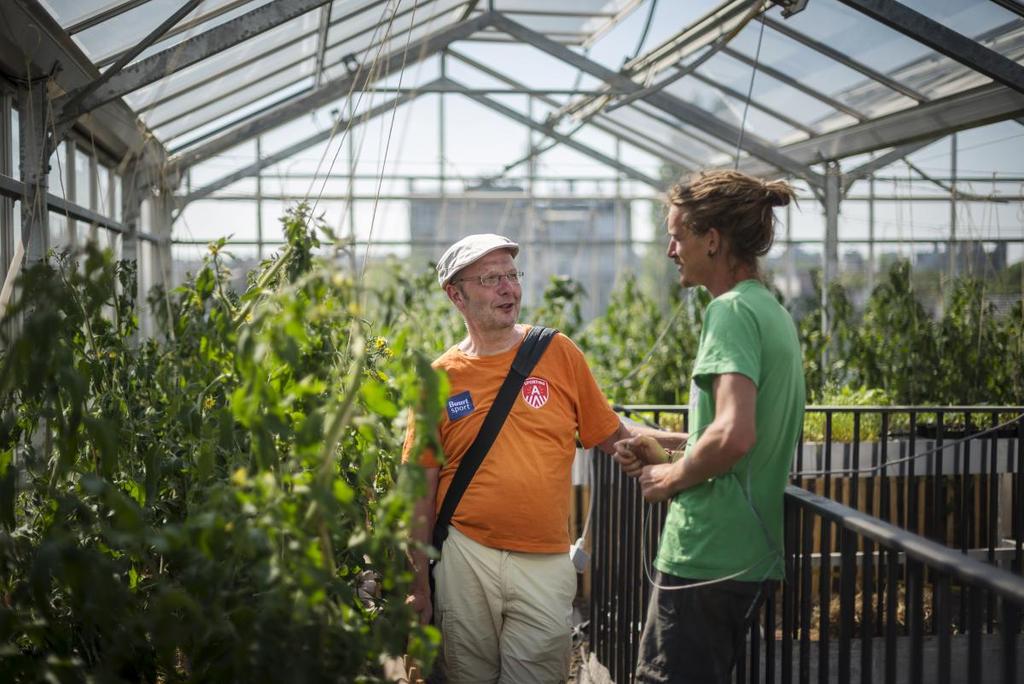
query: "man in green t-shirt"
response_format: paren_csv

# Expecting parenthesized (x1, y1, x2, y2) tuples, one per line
(614, 170, 805, 684)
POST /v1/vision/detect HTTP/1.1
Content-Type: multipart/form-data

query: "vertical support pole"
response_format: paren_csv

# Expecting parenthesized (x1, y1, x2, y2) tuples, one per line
(615, 138, 623, 291)
(89, 147, 99, 246)
(526, 95, 536, 304)
(17, 81, 51, 264)
(439, 50, 447, 201)
(948, 133, 957, 280)
(1, 91, 13, 292)
(65, 138, 77, 248)
(786, 199, 795, 300)
(154, 177, 175, 306)
(868, 173, 876, 295)
(821, 161, 841, 371)
(346, 98, 357, 274)
(256, 136, 263, 260)
(121, 163, 142, 266)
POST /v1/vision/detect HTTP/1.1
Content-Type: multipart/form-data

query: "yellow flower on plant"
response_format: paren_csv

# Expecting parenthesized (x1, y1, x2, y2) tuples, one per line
(204, 396, 216, 410)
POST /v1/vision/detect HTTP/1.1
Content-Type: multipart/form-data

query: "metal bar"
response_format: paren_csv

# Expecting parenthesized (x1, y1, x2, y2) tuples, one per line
(134, 0, 399, 115)
(837, 0, 1024, 94)
(67, 0, 159, 34)
(489, 12, 825, 187)
(687, 70, 816, 136)
(761, 16, 926, 102)
(58, 0, 333, 117)
(0, 171, 139, 238)
(168, 11, 493, 173)
(967, 586, 982, 681)
(884, 548, 898, 683)
(936, 573, 951, 684)
(177, 85, 429, 207)
(839, 528, 855, 684)
(799, 507, 813, 684)
(145, 57, 316, 133)
(57, 0, 205, 122)
(446, 78, 664, 188)
(738, 83, 1024, 174)
(313, 2, 333, 88)
(446, 48, 700, 169)
(785, 485, 1024, 604)
(719, 45, 867, 121)
(908, 559, 923, 683)
(841, 139, 939, 192)
(818, 518, 831, 684)
(989, 0, 1024, 19)
(1002, 599, 1020, 683)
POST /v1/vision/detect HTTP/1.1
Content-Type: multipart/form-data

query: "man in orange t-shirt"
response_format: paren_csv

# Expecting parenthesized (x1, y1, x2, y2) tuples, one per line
(403, 234, 683, 683)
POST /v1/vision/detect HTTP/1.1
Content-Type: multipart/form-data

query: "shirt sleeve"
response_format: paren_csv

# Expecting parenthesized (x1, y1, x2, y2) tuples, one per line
(691, 297, 761, 390)
(563, 335, 621, 448)
(400, 409, 440, 468)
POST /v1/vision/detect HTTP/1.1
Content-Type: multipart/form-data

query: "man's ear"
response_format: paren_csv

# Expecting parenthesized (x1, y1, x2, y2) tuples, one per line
(445, 283, 465, 308)
(706, 227, 721, 255)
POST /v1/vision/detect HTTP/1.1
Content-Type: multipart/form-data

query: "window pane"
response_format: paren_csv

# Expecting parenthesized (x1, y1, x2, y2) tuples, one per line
(75, 149, 93, 210)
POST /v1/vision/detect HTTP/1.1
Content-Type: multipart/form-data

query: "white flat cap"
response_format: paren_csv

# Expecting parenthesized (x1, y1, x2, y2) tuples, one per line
(436, 233, 520, 287)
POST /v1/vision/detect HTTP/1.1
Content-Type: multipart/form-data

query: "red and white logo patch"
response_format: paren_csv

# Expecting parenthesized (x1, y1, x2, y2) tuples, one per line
(521, 377, 550, 409)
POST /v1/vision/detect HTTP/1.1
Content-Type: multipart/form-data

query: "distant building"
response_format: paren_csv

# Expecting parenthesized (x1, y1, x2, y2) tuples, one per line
(409, 185, 632, 322)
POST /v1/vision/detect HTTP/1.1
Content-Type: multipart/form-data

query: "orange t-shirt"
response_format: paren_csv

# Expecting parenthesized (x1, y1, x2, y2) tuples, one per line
(402, 328, 620, 553)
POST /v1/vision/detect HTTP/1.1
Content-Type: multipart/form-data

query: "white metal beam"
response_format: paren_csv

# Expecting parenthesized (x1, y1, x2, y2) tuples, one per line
(442, 77, 664, 189)
(739, 82, 1024, 175)
(57, 0, 333, 117)
(57, 0, 203, 125)
(489, 12, 825, 187)
(177, 85, 431, 207)
(167, 11, 494, 174)
(837, 0, 1024, 94)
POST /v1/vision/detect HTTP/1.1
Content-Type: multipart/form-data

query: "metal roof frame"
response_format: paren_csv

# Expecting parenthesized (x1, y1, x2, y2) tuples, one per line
(4, 0, 1023, 206)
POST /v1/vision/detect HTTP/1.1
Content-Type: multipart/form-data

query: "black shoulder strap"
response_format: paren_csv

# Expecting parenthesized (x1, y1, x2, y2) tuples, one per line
(432, 326, 558, 551)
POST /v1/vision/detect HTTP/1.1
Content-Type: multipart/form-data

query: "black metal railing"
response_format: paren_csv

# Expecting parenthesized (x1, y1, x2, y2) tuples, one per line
(588, 405, 1024, 683)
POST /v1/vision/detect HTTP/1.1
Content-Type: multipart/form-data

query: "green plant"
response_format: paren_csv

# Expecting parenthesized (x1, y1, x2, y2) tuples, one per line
(0, 204, 441, 682)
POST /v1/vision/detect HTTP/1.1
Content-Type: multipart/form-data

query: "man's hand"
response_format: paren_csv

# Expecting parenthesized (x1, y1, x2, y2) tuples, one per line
(637, 462, 681, 503)
(612, 434, 669, 477)
(406, 582, 432, 625)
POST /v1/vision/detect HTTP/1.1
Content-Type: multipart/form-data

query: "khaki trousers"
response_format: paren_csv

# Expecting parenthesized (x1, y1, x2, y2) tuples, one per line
(433, 526, 576, 684)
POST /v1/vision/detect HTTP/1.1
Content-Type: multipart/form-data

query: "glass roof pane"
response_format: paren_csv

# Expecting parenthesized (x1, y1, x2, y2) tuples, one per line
(127, 0, 278, 66)
(143, 55, 317, 128)
(161, 78, 313, 147)
(37, 0, 148, 28)
(663, 74, 803, 144)
(325, 0, 464, 54)
(122, 10, 320, 110)
(69, 0, 214, 62)
(694, 53, 852, 132)
(730, 18, 888, 110)
(901, 0, 1021, 37)
(603, 104, 724, 166)
(322, 0, 466, 81)
(154, 69, 315, 140)
(775, 0, 945, 88)
(490, 0, 639, 39)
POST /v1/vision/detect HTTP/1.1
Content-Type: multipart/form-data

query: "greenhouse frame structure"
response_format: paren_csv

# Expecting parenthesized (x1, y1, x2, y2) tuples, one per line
(1, 0, 1023, 315)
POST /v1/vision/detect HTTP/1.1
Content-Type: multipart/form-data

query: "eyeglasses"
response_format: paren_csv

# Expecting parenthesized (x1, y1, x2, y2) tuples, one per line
(454, 271, 524, 288)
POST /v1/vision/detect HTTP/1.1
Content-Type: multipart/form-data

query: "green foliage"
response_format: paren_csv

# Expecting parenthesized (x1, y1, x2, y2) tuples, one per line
(577, 276, 701, 405)
(0, 204, 440, 682)
(798, 259, 1023, 406)
(801, 386, 896, 442)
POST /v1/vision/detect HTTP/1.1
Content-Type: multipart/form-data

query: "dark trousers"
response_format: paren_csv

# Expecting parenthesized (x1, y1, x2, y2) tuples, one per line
(635, 572, 768, 684)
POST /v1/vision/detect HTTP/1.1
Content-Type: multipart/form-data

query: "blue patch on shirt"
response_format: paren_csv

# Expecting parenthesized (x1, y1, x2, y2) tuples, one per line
(446, 391, 475, 421)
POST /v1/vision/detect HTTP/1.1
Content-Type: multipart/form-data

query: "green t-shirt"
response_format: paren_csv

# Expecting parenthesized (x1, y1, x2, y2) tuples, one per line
(655, 280, 805, 582)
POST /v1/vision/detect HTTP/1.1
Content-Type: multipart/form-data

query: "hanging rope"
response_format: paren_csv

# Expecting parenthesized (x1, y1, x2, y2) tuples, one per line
(733, 4, 767, 169)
